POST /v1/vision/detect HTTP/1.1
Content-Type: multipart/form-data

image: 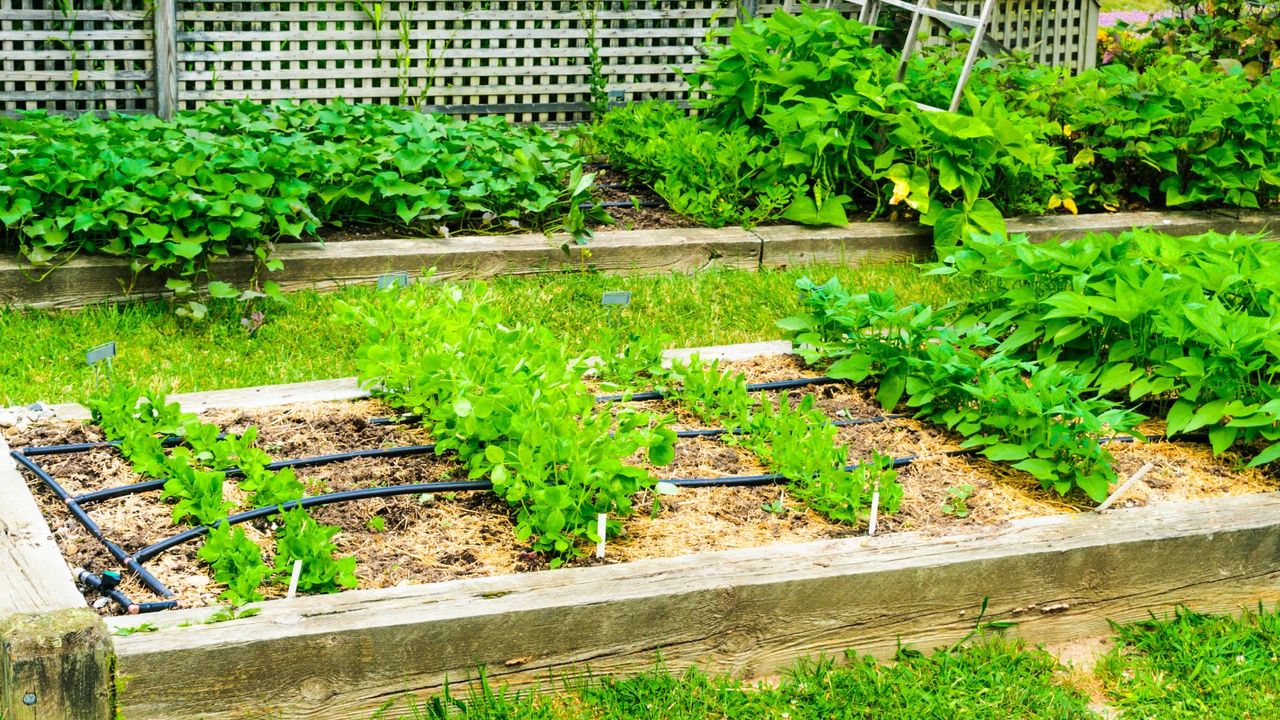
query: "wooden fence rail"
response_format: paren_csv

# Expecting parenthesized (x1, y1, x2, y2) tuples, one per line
(2, 0, 1098, 120)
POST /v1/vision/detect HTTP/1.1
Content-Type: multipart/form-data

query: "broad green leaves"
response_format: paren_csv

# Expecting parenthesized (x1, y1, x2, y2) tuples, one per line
(0, 101, 592, 306)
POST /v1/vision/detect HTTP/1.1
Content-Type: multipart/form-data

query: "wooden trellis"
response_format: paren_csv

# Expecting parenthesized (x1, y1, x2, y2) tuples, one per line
(1, 0, 1098, 119)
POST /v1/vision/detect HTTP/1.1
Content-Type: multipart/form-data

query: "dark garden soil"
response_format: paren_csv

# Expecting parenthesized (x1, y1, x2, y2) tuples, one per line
(5, 354, 1275, 614)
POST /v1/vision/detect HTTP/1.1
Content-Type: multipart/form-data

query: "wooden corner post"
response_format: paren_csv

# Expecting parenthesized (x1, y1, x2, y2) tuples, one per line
(153, 0, 179, 119)
(0, 437, 112, 720)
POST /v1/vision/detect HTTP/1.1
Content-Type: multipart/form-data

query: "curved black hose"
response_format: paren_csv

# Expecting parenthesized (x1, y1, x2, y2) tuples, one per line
(373, 375, 853, 426)
(131, 446, 960, 565)
(11, 451, 175, 599)
(77, 413, 906, 506)
(75, 442, 443, 506)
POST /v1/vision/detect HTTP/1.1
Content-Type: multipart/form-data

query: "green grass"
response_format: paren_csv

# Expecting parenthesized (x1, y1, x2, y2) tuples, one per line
(0, 262, 968, 406)
(370, 607, 1280, 720)
(374, 638, 1097, 720)
(1099, 606, 1280, 719)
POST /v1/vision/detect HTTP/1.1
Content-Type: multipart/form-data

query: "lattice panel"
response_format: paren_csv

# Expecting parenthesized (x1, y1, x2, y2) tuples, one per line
(0, 0, 154, 115)
(947, 0, 1098, 72)
(176, 1, 741, 122)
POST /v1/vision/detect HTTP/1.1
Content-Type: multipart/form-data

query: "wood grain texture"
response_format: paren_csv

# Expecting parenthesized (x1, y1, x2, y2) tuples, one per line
(0, 227, 761, 309)
(2, 212, 1276, 310)
(0, 438, 106, 720)
(0, 437, 84, 617)
(1008, 209, 1280, 242)
(31, 340, 794, 422)
(756, 222, 933, 267)
(109, 493, 1280, 720)
(1, 609, 112, 720)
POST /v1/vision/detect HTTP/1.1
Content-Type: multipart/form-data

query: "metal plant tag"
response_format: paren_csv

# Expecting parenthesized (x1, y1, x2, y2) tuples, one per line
(601, 291, 632, 306)
(377, 271, 411, 290)
(86, 342, 117, 366)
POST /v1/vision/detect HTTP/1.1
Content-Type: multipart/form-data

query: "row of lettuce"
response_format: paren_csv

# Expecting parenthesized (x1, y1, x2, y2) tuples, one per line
(2, 8, 1278, 299)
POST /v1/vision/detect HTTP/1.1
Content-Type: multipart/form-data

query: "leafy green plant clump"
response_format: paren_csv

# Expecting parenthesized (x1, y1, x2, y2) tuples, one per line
(0, 100, 596, 304)
(780, 228, 1280, 500)
(337, 281, 677, 564)
(779, 281, 1142, 502)
(87, 385, 354, 604)
(594, 8, 1071, 243)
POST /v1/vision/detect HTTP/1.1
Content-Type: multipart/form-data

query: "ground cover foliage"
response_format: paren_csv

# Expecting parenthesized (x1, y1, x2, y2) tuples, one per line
(0, 102, 598, 315)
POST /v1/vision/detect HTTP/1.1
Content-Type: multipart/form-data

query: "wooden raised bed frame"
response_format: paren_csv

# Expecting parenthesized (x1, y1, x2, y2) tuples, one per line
(3, 346, 1280, 720)
(2, 209, 1277, 309)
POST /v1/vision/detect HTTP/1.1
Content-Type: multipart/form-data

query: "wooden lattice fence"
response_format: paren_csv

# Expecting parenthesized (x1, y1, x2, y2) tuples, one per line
(1, 0, 1098, 120)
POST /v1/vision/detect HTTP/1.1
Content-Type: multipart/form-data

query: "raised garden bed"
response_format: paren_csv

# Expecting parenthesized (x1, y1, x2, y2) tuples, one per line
(3, 209, 1278, 309)
(3, 342, 1279, 719)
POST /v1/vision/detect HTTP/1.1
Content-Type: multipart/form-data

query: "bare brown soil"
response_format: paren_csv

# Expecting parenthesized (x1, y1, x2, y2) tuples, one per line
(5, 355, 1275, 614)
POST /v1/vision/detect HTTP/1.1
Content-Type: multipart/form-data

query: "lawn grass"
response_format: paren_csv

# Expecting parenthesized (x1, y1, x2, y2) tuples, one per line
(1098, 605, 1280, 719)
(374, 637, 1098, 720)
(0, 262, 971, 406)
(371, 606, 1280, 720)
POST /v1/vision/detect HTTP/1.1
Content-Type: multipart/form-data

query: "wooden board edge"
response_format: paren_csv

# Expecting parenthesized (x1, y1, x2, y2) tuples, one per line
(14, 341, 795, 422)
(109, 492, 1280, 720)
(5, 212, 1276, 309)
(0, 436, 86, 617)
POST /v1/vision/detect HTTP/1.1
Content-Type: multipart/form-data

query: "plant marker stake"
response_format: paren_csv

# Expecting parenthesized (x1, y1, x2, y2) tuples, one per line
(86, 341, 117, 381)
(286, 560, 303, 599)
(377, 271, 410, 291)
(596, 513, 607, 559)
(868, 486, 881, 537)
(1095, 462, 1155, 513)
(601, 291, 631, 307)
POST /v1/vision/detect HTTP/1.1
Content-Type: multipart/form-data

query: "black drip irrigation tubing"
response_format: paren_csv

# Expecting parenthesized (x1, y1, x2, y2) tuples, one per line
(71, 413, 902, 506)
(131, 448, 969, 569)
(371, 375, 853, 427)
(10, 450, 176, 602)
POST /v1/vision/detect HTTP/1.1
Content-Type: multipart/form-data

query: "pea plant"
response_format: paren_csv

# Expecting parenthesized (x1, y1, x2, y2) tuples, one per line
(337, 281, 677, 564)
(658, 357, 902, 526)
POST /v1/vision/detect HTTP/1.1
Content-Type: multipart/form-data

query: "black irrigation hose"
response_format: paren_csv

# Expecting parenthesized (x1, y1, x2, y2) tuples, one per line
(10, 451, 175, 600)
(75, 411, 902, 507)
(74, 568, 179, 615)
(372, 375, 854, 426)
(132, 444, 961, 565)
(74, 442, 443, 506)
(20, 433, 197, 457)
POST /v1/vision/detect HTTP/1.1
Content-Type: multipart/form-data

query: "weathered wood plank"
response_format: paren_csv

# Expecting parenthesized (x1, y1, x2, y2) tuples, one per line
(758, 210, 1280, 267)
(0, 227, 760, 310)
(109, 493, 1280, 720)
(0, 437, 84, 617)
(153, 0, 178, 120)
(756, 222, 933, 267)
(2, 213, 1276, 311)
(29, 340, 794, 422)
(1, 609, 112, 720)
(0, 438, 109, 720)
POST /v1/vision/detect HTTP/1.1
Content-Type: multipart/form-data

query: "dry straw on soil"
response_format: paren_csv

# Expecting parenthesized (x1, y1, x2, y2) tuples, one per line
(5, 355, 1275, 613)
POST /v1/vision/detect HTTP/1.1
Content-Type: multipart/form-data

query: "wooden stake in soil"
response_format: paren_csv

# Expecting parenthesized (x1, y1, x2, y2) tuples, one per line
(868, 487, 881, 536)
(596, 514, 607, 559)
(1096, 463, 1155, 513)
(286, 560, 303, 600)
